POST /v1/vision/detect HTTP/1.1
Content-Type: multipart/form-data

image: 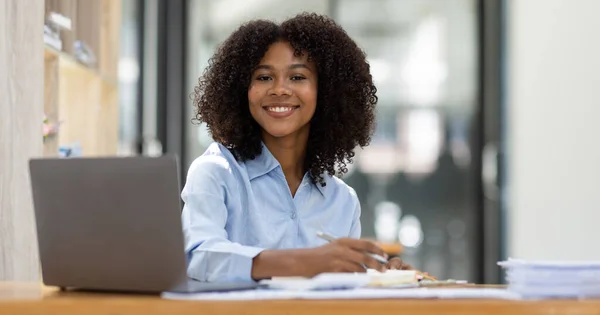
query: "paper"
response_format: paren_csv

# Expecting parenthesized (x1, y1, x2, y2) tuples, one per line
(366, 269, 418, 286)
(259, 270, 419, 291)
(499, 258, 600, 268)
(162, 288, 519, 301)
(260, 273, 371, 291)
(499, 258, 600, 299)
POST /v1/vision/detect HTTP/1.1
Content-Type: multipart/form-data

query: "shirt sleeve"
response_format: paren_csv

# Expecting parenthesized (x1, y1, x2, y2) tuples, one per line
(181, 155, 264, 283)
(348, 192, 362, 239)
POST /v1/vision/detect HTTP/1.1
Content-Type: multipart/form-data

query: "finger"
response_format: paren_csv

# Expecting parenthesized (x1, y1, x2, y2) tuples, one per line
(390, 257, 414, 270)
(401, 263, 414, 270)
(344, 248, 385, 272)
(337, 238, 387, 258)
(330, 245, 379, 272)
(386, 258, 404, 270)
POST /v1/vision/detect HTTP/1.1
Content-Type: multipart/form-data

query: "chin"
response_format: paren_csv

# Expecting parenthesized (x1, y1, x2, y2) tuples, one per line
(259, 122, 309, 139)
(263, 129, 294, 138)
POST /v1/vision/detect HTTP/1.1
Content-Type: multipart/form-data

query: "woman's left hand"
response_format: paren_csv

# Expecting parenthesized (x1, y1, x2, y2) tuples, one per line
(385, 257, 413, 270)
(386, 258, 435, 280)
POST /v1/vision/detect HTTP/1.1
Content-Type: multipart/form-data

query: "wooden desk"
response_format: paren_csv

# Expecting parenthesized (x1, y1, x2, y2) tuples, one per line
(2, 282, 600, 315)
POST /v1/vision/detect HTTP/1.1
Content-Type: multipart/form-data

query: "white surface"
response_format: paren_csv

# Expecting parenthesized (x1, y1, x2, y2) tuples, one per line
(162, 288, 517, 301)
(506, 0, 600, 261)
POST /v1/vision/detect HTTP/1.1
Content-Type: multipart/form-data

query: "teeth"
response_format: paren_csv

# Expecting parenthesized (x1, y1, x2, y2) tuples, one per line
(268, 107, 294, 113)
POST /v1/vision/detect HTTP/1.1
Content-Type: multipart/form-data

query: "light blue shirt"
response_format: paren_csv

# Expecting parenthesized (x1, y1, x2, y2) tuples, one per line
(181, 142, 361, 282)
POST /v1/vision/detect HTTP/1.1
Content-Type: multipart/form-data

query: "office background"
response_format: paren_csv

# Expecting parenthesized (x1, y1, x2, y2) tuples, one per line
(1, 0, 599, 284)
(126, 0, 500, 283)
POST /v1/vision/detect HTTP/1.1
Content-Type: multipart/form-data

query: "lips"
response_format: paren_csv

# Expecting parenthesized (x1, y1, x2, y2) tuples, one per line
(262, 104, 299, 118)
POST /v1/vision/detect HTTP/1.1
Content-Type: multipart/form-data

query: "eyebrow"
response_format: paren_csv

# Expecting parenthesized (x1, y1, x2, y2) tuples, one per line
(254, 64, 312, 72)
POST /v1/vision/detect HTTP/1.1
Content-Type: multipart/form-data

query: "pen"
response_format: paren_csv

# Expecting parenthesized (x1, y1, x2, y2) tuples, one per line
(316, 231, 388, 264)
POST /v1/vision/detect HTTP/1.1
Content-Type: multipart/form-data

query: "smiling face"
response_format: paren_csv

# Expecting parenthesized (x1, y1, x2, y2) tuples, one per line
(248, 41, 318, 141)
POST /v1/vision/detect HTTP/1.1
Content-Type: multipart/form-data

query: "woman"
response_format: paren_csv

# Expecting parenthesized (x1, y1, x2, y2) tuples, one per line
(182, 12, 410, 282)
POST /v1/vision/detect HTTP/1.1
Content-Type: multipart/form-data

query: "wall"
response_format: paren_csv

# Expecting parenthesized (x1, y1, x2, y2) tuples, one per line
(506, 0, 600, 260)
(0, 0, 44, 280)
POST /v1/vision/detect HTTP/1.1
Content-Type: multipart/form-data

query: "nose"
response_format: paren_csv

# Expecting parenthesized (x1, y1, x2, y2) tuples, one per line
(268, 78, 292, 96)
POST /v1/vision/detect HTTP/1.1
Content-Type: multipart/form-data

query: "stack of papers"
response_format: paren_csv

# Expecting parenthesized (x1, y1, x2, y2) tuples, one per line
(498, 258, 600, 299)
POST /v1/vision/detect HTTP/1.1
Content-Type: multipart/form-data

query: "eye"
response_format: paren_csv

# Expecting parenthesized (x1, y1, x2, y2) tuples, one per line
(291, 75, 306, 81)
(256, 75, 272, 81)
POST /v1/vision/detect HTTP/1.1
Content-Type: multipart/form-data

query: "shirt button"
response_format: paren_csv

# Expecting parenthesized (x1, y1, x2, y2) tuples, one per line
(291, 212, 297, 219)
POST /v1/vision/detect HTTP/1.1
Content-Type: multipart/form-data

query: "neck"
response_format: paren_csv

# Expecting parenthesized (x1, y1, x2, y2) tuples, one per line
(262, 130, 309, 181)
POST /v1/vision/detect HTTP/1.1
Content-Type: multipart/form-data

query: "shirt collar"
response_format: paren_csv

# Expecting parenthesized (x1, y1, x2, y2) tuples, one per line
(313, 178, 327, 196)
(245, 142, 326, 197)
(245, 142, 279, 181)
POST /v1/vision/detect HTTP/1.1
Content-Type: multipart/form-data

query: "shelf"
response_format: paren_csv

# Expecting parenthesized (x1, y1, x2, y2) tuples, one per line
(43, 46, 119, 157)
(43, 0, 121, 157)
(44, 45, 118, 87)
(45, 0, 121, 79)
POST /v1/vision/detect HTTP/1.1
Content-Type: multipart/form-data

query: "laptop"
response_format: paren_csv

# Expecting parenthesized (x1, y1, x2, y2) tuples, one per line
(29, 155, 257, 293)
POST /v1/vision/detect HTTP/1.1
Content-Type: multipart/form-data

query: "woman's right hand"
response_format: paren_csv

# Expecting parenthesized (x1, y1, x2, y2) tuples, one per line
(251, 238, 388, 280)
(301, 238, 388, 276)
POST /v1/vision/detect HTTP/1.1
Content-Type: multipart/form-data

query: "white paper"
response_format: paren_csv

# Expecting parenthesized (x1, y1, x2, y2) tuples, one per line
(161, 288, 519, 301)
(260, 273, 371, 291)
(499, 258, 600, 268)
(499, 258, 600, 299)
(258, 270, 420, 291)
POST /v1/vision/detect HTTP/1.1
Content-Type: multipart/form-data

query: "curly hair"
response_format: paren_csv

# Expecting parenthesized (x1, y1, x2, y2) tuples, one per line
(193, 12, 377, 186)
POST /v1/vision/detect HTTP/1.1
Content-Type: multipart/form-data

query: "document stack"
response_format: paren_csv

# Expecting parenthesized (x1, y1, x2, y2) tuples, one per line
(498, 259, 600, 299)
